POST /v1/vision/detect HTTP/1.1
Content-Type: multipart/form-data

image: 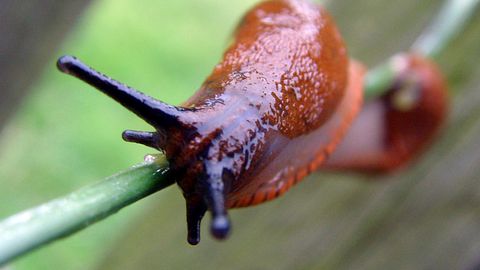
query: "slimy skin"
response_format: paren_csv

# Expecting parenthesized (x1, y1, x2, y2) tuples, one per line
(57, 0, 364, 244)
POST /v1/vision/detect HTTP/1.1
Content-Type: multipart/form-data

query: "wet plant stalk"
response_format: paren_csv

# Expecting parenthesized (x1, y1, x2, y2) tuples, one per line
(0, 157, 173, 266)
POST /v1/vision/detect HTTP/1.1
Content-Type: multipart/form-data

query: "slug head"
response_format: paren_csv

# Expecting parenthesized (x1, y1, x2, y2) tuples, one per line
(57, 55, 232, 245)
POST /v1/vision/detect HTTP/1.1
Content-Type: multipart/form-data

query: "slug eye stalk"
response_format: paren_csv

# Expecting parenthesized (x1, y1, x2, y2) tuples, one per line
(57, 55, 185, 130)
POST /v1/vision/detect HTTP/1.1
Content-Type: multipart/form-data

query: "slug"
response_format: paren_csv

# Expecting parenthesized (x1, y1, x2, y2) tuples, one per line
(324, 54, 448, 172)
(57, 0, 365, 244)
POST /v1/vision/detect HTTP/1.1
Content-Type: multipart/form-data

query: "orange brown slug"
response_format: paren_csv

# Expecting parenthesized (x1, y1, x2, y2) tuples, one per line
(324, 54, 448, 172)
(57, 0, 364, 244)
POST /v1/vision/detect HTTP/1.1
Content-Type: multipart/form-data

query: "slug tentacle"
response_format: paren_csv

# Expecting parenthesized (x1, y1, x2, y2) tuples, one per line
(121, 130, 163, 150)
(186, 198, 207, 245)
(203, 177, 230, 240)
(57, 55, 186, 130)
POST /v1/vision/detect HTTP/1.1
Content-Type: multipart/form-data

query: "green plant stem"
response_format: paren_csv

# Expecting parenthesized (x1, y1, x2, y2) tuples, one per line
(412, 0, 480, 58)
(364, 0, 480, 100)
(0, 0, 478, 266)
(0, 156, 173, 266)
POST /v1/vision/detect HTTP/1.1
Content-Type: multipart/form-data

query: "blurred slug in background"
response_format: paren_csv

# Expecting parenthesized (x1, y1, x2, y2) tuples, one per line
(325, 54, 448, 173)
(57, 0, 447, 245)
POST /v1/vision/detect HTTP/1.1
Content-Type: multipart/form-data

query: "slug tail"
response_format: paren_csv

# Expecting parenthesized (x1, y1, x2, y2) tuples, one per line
(57, 55, 185, 129)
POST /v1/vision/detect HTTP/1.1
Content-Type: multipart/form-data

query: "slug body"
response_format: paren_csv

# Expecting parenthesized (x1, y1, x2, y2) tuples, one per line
(57, 0, 364, 244)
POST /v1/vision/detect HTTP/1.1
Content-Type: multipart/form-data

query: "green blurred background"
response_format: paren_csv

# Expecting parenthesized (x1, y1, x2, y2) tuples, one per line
(1, 0, 480, 269)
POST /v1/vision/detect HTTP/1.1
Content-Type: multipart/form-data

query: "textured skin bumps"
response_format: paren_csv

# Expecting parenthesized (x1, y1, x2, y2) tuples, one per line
(184, 0, 348, 138)
(174, 0, 358, 208)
